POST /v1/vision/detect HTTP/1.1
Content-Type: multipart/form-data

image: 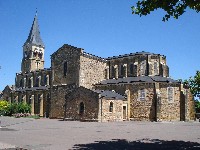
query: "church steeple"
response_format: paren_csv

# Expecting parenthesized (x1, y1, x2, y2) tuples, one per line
(24, 11, 44, 48)
(21, 12, 45, 73)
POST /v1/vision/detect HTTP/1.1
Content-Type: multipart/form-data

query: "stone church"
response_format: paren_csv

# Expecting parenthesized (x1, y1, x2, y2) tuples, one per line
(2, 13, 195, 122)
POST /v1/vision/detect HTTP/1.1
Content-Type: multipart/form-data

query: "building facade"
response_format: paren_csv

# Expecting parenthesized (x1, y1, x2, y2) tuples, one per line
(2, 13, 195, 122)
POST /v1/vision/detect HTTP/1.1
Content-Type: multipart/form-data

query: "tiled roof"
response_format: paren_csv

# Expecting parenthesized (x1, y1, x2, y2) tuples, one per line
(93, 90, 125, 100)
(15, 86, 50, 92)
(24, 13, 44, 47)
(97, 76, 180, 85)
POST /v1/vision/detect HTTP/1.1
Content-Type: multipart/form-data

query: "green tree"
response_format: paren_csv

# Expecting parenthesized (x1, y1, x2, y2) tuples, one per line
(132, 0, 200, 21)
(0, 100, 9, 115)
(184, 71, 200, 112)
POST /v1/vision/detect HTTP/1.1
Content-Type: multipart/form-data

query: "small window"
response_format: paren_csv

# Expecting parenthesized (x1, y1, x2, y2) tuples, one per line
(130, 64, 134, 74)
(64, 62, 68, 76)
(28, 78, 32, 87)
(43, 75, 47, 85)
(20, 79, 23, 87)
(79, 102, 84, 114)
(120, 65, 124, 76)
(35, 77, 40, 87)
(168, 87, 174, 102)
(109, 102, 113, 112)
(111, 66, 115, 78)
(105, 69, 108, 79)
(133, 65, 137, 76)
(139, 89, 146, 101)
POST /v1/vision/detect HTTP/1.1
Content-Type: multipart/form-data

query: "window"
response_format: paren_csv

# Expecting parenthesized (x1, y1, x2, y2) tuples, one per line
(168, 87, 174, 102)
(28, 77, 33, 87)
(36, 77, 39, 87)
(111, 66, 115, 78)
(120, 65, 124, 76)
(20, 79, 23, 87)
(139, 89, 146, 101)
(130, 64, 134, 74)
(44, 75, 47, 85)
(79, 102, 84, 114)
(109, 102, 113, 112)
(64, 62, 67, 76)
(105, 69, 108, 79)
(28, 78, 32, 87)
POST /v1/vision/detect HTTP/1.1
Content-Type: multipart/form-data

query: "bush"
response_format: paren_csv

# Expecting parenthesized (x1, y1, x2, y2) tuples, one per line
(0, 101, 31, 116)
(0, 100, 10, 116)
(17, 102, 31, 114)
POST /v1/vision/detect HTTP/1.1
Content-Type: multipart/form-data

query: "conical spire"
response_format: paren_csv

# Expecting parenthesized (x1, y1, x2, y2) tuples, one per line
(24, 12, 44, 47)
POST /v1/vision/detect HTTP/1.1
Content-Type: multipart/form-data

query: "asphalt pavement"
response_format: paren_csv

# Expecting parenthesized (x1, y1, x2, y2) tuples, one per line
(0, 116, 200, 150)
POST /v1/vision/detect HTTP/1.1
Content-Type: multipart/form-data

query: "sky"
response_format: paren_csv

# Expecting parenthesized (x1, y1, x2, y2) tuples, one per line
(0, 0, 200, 91)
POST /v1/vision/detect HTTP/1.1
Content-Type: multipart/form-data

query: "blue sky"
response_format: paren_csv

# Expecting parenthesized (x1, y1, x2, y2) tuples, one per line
(0, 0, 200, 91)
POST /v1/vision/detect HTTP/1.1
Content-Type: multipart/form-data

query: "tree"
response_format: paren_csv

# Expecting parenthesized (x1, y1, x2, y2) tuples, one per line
(184, 71, 200, 112)
(132, 0, 200, 21)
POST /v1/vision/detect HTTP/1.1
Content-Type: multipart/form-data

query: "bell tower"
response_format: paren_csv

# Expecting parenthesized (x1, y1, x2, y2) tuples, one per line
(21, 12, 45, 73)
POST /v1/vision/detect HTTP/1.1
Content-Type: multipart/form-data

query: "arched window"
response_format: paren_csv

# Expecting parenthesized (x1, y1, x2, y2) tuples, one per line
(28, 78, 32, 87)
(64, 62, 67, 76)
(109, 102, 113, 112)
(20, 79, 23, 87)
(139, 89, 146, 101)
(120, 65, 124, 76)
(168, 87, 174, 103)
(36, 77, 40, 87)
(130, 64, 134, 75)
(43, 75, 47, 85)
(79, 102, 84, 114)
(111, 66, 115, 78)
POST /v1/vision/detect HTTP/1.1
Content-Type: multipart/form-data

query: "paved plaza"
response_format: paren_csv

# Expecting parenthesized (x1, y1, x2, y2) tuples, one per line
(0, 116, 200, 149)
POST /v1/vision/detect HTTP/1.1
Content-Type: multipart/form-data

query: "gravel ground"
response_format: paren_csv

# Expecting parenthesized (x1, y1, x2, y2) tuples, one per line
(0, 116, 200, 150)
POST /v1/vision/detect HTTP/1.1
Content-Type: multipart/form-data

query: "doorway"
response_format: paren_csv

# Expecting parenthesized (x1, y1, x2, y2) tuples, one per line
(123, 106, 127, 120)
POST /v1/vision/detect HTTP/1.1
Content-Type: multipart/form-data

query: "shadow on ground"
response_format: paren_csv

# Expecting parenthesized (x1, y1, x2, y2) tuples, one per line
(73, 139, 200, 150)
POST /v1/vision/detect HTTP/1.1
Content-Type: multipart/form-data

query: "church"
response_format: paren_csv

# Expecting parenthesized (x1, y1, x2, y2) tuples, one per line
(2, 13, 195, 122)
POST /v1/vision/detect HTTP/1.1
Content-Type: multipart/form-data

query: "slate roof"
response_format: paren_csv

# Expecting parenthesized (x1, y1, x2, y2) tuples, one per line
(106, 51, 164, 60)
(93, 90, 125, 100)
(97, 76, 180, 85)
(24, 12, 44, 47)
(15, 86, 50, 92)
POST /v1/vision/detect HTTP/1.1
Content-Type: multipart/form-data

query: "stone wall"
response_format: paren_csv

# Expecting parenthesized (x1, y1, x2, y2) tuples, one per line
(186, 89, 195, 120)
(127, 83, 156, 121)
(21, 45, 45, 73)
(66, 87, 99, 121)
(99, 99, 124, 122)
(51, 44, 81, 86)
(107, 53, 169, 78)
(158, 83, 180, 121)
(16, 69, 51, 88)
(79, 54, 107, 89)
(50, 84, 77, 118)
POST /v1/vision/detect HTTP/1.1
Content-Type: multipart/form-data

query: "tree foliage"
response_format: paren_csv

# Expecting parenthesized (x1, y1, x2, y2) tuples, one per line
(184, 71, 200, 98)
(184, 71, 200, 112)
(0, 100, 31, 116)
(132, 0, 200, 21)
